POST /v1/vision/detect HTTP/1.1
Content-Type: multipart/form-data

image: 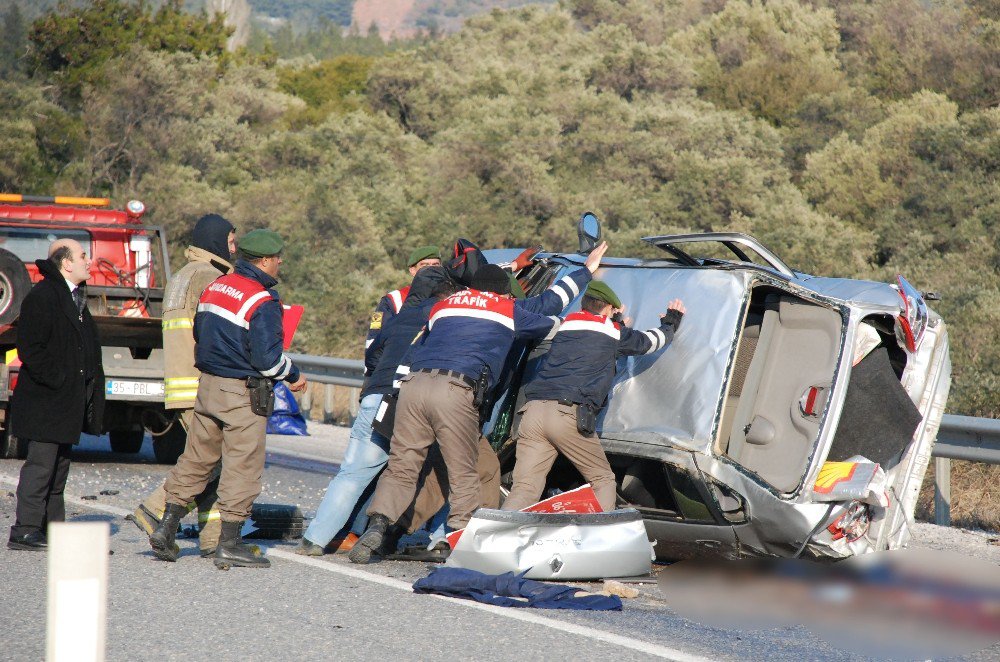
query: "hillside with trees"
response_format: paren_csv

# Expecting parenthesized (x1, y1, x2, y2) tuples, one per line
(2, 0, 998, 523)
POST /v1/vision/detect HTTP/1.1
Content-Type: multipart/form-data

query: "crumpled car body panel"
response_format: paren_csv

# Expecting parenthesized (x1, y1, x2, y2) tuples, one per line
(482, 243, 951, 561)
(446, 509, 653, 580)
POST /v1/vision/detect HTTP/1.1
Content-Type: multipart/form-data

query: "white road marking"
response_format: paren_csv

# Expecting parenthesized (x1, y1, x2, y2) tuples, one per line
(265, 548, 711, 661)
(0, 474, 711, 662)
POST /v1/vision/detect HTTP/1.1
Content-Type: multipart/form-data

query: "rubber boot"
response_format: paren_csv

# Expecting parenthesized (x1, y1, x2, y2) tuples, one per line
(149, 503, 186, 562)
(214, 520, 270, 570)
(348, 513, 390, 565)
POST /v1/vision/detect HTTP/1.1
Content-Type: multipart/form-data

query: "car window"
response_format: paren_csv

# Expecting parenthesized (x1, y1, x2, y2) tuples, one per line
(0, 228, 92, 263)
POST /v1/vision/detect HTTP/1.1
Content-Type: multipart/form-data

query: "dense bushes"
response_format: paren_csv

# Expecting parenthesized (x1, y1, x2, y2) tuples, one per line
(3, 0, 999, 422)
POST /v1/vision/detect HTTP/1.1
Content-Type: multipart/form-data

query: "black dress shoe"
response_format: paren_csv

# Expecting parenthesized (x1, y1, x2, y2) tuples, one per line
(8, 530, 48, 551)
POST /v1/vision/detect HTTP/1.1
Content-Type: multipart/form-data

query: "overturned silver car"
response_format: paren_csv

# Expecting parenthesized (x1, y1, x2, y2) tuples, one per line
(482, 226, 950, 561)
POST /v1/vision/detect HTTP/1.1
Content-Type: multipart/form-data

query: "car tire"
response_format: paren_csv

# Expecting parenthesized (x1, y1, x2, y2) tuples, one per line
(152, 423, 186, 464)
(244, 504, 305, 540)
(0, 249, 31, 326)
(109, 429, 145, 454)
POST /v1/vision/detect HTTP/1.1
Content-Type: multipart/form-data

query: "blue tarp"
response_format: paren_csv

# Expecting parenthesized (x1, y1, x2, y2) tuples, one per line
(266, 382, 308, 436)
(412, 567, 622, 611)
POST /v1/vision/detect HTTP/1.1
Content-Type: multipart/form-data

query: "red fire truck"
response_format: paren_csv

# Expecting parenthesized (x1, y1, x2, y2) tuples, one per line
(0, 194, 187, 462)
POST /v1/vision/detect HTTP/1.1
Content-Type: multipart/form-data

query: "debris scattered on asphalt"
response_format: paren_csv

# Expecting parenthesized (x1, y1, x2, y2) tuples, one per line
(602, 580, 640, 599)
(81, 495, 98, 500)
(99, 489, 119, 496)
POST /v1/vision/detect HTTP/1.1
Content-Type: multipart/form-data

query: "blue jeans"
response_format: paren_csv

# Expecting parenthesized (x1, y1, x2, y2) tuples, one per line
(304, 393, 390, 546)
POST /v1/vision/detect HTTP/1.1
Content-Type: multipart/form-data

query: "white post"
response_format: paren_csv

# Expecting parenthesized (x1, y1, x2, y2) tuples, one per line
(323, 384, 336, 424)
(934, 456, 951, 527)
(347, 387, 360, 424)
(301, 386, 313, 421)
(47, 522, 109, 662)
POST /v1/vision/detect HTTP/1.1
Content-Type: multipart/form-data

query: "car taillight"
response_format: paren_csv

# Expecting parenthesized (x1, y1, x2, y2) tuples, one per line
(826, 501, 871, 542)
(894, 275, 928, 353)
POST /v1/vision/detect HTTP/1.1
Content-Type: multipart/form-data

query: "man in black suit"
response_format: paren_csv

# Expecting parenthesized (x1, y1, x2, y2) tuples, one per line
(8, 238, 104, 551)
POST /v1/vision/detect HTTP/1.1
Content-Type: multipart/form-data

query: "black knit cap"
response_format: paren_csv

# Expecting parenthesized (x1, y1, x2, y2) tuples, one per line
(403, 266, 456, 308)
(191, 214, 234, 263)
(470, 264, 511, 295)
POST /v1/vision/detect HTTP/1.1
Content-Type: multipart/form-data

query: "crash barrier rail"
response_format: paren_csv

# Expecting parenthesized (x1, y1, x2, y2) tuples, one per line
(289, 354, 998, 528)
(288, 353, 364, 425)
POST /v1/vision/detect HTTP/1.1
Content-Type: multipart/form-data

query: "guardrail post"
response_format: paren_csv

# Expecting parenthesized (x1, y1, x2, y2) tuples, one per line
(934, 456, 951, 527)
(323, 384, 336, 424)
(347, 387, 360, 424)
(301, 387, 313, 421)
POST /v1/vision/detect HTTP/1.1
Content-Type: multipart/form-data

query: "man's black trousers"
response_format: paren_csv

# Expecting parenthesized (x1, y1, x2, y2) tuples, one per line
(12, 440, 72, 537)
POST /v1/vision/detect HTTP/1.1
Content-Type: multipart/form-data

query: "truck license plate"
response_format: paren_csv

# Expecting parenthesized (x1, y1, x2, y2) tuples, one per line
(106, 380, 165, 397)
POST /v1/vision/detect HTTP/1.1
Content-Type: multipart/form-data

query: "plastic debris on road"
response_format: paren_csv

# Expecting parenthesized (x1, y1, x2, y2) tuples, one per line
(266, 382, 308, 436)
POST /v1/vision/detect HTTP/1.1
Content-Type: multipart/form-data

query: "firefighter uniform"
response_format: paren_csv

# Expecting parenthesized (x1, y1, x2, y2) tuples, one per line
(131, 215, 233, 555)
(362, 265, 592, 538)
(502, 281, 684, 512)
(152, 230, 302, 568)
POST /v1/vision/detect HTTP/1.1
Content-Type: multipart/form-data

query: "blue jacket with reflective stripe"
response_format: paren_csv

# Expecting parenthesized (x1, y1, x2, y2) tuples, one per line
(363, 297, 434, 398)
(194, 259, 300, 383)
(524, 309, 682, 409)
(407, 269, 592, 390)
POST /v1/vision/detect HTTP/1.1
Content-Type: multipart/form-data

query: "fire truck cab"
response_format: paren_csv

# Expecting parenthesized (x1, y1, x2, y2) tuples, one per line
(0, 194, 185, 462)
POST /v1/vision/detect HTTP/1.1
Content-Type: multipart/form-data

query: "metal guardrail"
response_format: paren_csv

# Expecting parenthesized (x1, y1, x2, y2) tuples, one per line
(287, 353, 364, 387)
(291, 354, 999, 527)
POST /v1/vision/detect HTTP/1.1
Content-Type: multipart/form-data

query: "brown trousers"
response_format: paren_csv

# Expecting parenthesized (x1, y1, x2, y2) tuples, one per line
(502, 399, 618, 512)
(140, 410, 224, 551)
(369, 371, 482, 529)
(164, 374, 266, 522)
(397, 436, 501, 533)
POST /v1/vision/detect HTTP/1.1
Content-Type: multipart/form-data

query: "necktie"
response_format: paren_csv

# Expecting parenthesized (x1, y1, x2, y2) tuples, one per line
(72, 287, 85, 318)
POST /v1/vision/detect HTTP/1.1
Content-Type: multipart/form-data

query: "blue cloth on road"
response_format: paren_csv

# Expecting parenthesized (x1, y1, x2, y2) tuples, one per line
(266, 382, 308, 436)
(412, 567, 622, 611)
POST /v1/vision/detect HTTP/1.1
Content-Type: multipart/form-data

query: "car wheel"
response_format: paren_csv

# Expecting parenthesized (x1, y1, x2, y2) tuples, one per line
(152, 423, 186, 464)
(0, 249, 31, 326)
(109, 429, 145, 454)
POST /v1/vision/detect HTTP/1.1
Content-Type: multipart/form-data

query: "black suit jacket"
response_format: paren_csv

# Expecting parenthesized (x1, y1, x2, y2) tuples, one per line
(10, 259, 105, 444)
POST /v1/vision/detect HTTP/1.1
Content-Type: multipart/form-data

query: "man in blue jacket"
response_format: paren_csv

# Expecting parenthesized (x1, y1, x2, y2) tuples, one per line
(350, 243, 608, 563)
(149, 229, 306, 569)
(502, 281, 684, 512)
(297, 266, 459, 555)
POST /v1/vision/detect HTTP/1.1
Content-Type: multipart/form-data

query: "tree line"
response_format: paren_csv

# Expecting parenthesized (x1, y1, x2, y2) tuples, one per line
(0, 0, 998, 423)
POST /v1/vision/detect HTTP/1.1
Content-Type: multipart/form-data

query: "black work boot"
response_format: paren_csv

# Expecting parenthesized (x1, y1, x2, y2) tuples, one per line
(214, 520, 270, 570)
(378, 524, 404, 557)
(348, 513, 391, 564)
(149, 503, 186, 562)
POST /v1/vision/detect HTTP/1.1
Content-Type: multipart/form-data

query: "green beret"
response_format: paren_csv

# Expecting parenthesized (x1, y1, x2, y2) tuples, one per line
(585, 280, 621, 309)
(407, 245, 441, 267)
(509, 274, 526, 300)
(239, 229, 284, 258)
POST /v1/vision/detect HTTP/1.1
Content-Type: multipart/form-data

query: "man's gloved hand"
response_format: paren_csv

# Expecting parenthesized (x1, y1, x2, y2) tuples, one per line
(661, 298, 686, 328)
(512, 246, 543, 271)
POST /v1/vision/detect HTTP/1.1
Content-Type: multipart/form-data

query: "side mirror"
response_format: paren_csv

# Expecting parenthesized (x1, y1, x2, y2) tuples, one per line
(577, 211, 602, 254)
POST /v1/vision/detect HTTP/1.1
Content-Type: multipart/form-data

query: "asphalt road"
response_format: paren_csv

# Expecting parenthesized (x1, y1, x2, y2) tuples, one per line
(1, 423, 998, 662)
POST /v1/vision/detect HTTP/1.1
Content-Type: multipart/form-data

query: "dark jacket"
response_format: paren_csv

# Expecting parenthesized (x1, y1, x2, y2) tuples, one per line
(524, 309, 682, 410)
(11, 259, 104, 444)
(193, 259, 300, 383)
(407, 268, 592, 391)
